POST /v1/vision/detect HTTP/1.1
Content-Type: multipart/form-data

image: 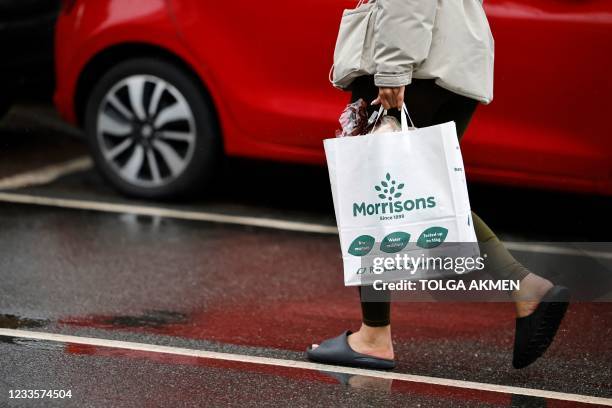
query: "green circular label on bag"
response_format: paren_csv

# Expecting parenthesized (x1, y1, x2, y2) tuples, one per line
(380, 231, 410, 253)
(417, 227, 448, 248)
(348, 235, 375, 256)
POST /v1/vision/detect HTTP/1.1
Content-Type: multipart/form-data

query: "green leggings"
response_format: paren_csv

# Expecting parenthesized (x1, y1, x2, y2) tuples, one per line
(349, 76, 529, 327)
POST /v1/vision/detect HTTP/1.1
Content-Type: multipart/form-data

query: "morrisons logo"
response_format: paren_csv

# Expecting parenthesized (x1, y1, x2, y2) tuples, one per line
(353, 173, 436, 217)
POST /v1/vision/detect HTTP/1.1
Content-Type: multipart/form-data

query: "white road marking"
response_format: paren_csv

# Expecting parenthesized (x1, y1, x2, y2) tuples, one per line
(0, 328, 610, 406)
(0, 192, 339, 234)
(0, 158, 610, 259)
(0, 191, 609, 259)
(0, 156, 92, 190)
(504, 242, 612, 260)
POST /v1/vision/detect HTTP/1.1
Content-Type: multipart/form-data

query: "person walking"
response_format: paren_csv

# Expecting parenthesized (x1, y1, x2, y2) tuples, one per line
(307, 0, 569, 370)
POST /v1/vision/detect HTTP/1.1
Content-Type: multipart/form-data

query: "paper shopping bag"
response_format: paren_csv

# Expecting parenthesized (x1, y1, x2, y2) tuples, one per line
(324, 107, 479, 286)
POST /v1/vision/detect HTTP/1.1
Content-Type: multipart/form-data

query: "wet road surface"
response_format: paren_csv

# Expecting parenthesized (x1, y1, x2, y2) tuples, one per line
(3, 334, 606, 408)
(1, 105, 611, 407)
(1, 203, 611, 406)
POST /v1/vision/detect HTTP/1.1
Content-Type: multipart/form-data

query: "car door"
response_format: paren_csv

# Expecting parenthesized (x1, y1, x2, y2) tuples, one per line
(168, 0, 352, 152)
(465, 0, 612, 194)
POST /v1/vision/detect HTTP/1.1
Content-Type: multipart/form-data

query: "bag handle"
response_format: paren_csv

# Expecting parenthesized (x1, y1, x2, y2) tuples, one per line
(400, 103, 416, 130)
(369, 103, 416, 133)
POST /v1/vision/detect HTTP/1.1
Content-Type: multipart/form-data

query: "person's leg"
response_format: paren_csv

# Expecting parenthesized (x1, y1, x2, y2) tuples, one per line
(343, 284, 394, 360)
(434, 94, 553, 316)
(470, 212, 553, 315)
(432, 91, 568, 369)
(359, 284, 391, 327)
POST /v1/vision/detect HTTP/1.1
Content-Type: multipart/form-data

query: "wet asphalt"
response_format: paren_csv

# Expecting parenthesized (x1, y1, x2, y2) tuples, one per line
(0, 105, 611, 407)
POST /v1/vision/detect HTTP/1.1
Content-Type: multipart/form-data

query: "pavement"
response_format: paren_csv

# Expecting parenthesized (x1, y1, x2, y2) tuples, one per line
(0, 104, 611, 407)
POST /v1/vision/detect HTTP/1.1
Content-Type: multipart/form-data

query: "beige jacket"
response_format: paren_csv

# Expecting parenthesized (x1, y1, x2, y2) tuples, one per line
(373, 0, 494, 103)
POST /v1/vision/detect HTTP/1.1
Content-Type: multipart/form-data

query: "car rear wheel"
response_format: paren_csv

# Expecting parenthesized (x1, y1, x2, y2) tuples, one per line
(84, 58, 219, 199)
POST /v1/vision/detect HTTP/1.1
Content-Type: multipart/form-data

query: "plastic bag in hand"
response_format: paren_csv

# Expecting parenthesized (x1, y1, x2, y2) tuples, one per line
(335, 99, 369, 137)
(372, 116, 401, 134)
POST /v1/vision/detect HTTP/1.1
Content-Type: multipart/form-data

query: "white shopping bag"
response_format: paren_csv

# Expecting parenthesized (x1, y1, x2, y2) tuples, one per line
(324, 105, 479, 286)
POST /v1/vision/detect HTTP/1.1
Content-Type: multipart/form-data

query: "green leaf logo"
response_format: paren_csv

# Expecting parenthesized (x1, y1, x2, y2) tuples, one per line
(380, 232, 411, 253)
(416, 227, 448, 248)
(374, 173, 404, 201)
(348, 235, 375, 256)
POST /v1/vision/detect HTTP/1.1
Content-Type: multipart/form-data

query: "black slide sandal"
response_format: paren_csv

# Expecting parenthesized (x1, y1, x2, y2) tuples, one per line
(306, 331, 395, 370)
(513, 285, 570, 369)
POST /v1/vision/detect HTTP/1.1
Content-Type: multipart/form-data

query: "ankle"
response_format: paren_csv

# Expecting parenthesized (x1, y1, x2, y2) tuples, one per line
(511, 273, 554, 317)
(512, 273, 553, 302)
(348, 324, 395, 360)
(357, 323, 392, 346)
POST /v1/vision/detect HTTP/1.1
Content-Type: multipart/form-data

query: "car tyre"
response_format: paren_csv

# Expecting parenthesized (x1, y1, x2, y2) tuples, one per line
(84, 58, 219, 199)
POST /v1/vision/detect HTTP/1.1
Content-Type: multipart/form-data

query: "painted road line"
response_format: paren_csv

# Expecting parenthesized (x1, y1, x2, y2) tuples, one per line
(0, 156, 92, 190)
(0, 158, 609, 258)
(0, 329, 610, 406)
(0, 191, 611, 260)
(504, 242, 612, 260)
(0, 192, 339, 234)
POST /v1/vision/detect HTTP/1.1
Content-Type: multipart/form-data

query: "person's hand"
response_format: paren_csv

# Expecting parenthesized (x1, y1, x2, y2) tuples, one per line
(371, 86, 405, 110)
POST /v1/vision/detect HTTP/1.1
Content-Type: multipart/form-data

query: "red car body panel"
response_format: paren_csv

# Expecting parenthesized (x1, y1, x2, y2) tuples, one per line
(54, 0, 612, 195)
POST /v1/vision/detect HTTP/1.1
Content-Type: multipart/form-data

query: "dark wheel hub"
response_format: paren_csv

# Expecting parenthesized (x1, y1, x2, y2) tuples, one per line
(96, 75, 197, 188)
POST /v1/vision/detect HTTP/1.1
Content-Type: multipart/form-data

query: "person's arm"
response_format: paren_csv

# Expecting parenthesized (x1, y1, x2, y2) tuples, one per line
(373, 0, 437, 88)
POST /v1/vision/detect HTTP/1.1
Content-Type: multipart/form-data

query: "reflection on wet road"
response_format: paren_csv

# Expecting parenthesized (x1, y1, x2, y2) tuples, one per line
(2, 339, 569, 408)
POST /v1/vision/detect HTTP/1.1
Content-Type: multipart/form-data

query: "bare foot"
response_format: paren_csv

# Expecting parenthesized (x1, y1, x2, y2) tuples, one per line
(511, 273, 554, 318)
(311, 324, 394, 360)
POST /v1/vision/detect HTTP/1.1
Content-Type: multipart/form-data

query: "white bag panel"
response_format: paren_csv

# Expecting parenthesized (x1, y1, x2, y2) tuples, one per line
(324, 119, 478, 286)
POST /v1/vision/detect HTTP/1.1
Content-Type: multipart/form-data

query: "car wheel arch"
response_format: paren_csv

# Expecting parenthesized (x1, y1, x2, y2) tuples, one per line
(73, 42, 222, 149)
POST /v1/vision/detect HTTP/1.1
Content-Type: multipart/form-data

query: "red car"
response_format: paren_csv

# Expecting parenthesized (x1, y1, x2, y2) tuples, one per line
(54, 0, 612, 198)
